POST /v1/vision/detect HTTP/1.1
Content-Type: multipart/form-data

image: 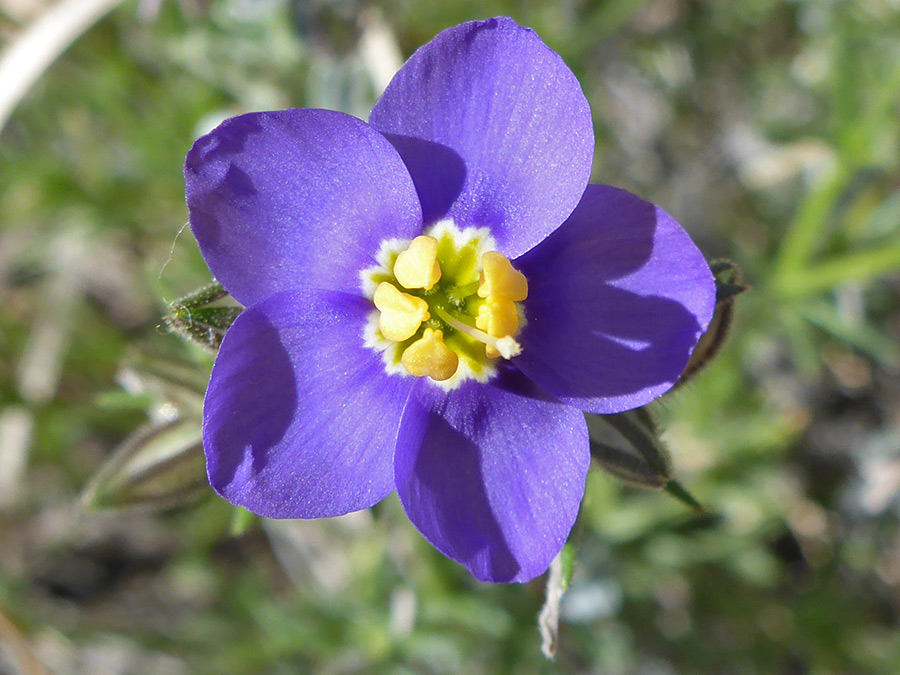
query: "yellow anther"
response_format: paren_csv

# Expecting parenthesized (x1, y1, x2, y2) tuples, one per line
(476, 297, 520, 358)
(373, 282, 430, 342)
(401, 328, 459, 381)
(477, 251, 528, 301)
(393, 236, 442, 290)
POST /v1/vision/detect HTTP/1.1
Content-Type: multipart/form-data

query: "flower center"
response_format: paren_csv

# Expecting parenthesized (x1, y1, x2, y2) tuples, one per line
(361, 221, 528, 387)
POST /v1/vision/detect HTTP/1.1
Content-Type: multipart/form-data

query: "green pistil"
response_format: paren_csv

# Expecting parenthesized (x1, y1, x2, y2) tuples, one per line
(447, 281, 481, 304)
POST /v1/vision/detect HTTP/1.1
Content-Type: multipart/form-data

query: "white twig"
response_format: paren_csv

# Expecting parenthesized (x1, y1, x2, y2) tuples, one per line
(538, 552, 566, 659)
(0, 0, 124, 132)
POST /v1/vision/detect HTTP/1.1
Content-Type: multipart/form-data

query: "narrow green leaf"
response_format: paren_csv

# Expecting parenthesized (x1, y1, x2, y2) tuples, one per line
(772, 163, 851, 280)
(775, 242, 900, 298)
(94, 390, 155, 412)
(799, 299, 900, 368)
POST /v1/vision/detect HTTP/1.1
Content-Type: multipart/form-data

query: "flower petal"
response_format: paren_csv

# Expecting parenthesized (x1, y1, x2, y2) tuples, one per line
(369, 17, 593, 256)
(203, 288, 413, 518)
(185, 109, 423, 306)
(394, 372, 589, 583)
(514, 184, 716, 414)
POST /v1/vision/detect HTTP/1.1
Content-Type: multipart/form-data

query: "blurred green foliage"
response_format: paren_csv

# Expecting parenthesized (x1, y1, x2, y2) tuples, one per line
(2, 0, 900, 673)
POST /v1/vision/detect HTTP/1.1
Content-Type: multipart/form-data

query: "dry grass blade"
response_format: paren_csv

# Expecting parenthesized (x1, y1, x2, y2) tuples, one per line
(0, 0, 123, 131)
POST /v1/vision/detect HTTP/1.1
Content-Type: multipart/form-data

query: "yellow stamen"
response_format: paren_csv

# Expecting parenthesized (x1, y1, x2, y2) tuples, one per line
(373, 282, 429, 342)
(393, 235, 442, 290)
(364, 225, 531, 386)
(476, 297, 519, 358)
(478, 251, 528, 301)
(401, 328, 459, 381)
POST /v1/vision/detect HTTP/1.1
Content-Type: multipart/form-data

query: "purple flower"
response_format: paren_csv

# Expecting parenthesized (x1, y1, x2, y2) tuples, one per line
(184, 17, 716, 583)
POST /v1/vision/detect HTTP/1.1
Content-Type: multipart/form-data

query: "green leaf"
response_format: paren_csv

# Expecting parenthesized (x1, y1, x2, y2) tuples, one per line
(586, 408, 671, 489)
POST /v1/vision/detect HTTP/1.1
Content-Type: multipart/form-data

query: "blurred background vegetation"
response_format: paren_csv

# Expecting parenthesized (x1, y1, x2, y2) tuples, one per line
(2, 0, 900, 672)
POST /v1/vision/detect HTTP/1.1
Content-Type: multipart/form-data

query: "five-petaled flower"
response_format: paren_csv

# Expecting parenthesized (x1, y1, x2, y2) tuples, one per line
(184, 17, 716, 583)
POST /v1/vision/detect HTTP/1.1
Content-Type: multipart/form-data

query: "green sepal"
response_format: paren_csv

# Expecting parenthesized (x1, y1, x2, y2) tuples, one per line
(710, 259, 750, 302)
(588, 410, 708, 513)
(80, 416, 209, 511)
(83, 356, 210, 512)
(163, 281, 242, 352)
(677, 259, 749, 386)
(663, 480, 707, 514)
(170, 280, 229, 307)
(586, 408, 671, 489)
